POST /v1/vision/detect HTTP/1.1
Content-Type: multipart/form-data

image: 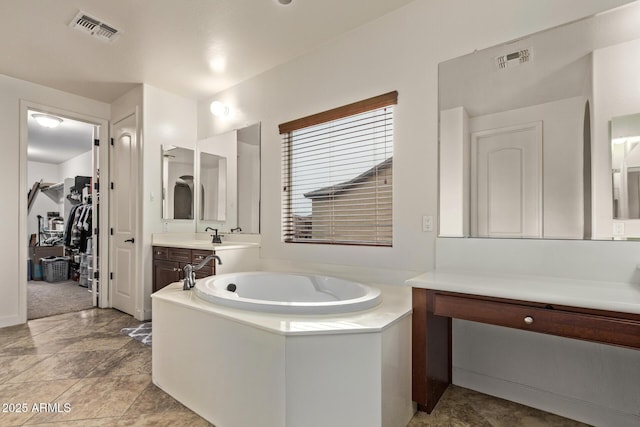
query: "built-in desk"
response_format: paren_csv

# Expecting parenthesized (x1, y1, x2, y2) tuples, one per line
(407, 271, 640, 413)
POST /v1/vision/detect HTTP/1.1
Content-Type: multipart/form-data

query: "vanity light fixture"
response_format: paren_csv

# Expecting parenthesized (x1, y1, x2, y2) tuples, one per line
(210, 101, 230, 117)
(32, 113, 63, 129)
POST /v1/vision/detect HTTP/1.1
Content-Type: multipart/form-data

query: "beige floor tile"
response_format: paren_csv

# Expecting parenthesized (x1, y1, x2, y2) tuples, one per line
(0, 354, 51, 384)
(407, 386, 589, 427)
(27, 374, 151, 424)
(7, 351, 115, 383)
(23, 417, 120, 426)
(115, 411, 214, 427)
(87, 341, 151, 378)
(58, 333, 131, 353)
(0, 379, 78, 426)
(124, 383, 190, 416)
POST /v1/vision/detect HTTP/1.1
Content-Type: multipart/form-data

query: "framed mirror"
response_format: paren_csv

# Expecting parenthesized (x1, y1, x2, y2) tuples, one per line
(196, 122, 261, 233)
(162, 145, 195, 220)
(438, 1, 640, 240)
(199, 153, 227, 222)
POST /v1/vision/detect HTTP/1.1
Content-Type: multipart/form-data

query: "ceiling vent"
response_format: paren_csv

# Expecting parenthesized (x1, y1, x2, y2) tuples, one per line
(69, 11, 121, 43)
(495, 48, 532, 70)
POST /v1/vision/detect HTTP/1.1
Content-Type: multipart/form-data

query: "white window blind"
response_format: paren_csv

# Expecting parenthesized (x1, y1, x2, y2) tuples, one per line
(279, 91, 397, 246)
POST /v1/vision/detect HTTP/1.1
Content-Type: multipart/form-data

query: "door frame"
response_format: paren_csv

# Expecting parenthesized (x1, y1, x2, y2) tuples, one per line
(19, 100, 111, 323)
(109, 109, 142, 319)
(470, 121, 543, 238)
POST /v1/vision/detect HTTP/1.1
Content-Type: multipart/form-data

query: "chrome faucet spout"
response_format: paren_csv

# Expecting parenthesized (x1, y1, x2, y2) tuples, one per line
(182, 255, 222, 290)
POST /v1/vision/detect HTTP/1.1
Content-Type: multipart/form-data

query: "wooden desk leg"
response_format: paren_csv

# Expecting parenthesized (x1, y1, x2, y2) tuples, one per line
(412, 288, 452, 413)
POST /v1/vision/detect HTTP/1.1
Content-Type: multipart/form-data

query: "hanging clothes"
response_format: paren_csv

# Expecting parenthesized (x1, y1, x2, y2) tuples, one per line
(65, 204, 92, 253)
(64, 204, 81, 247)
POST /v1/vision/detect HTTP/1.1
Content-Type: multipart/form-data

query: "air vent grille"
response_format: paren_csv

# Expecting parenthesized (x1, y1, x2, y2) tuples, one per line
(69, 11, 120, 43)
(495, 48, 532, 70)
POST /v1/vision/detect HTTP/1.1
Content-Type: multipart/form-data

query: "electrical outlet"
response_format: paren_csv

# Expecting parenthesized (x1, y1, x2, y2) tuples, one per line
(613, 222, 625, 236)
(422, 215, 433, 232)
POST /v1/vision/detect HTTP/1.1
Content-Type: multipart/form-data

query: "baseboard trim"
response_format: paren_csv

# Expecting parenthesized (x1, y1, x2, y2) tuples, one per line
(453, 368, 639, 427)
(0, 314, 22, 328)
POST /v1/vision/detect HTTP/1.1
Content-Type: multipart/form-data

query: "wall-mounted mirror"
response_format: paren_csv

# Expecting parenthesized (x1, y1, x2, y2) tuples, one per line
(438, 1, 640, 240)
(612, 112, 640, 220)
(196, 123, 261, 233)
(200, 153, 227, 221)
(162, 145, 195, 220)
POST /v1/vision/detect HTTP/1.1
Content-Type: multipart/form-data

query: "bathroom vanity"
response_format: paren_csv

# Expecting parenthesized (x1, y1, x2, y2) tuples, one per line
(152, 247, 216, 292)
(407, 271, 640, 413)
(151, 233, 260, 292)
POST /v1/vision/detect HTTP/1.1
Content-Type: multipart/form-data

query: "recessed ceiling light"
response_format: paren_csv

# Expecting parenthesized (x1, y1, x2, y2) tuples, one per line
(32, 113, 63, 128)
(278, 0, 293, 5)
(209, 56, 226, 73)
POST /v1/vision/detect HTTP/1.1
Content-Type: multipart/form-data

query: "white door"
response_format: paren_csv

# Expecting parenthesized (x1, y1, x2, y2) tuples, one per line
(110, 113, 138, 316)
(471, 122, 542, 238)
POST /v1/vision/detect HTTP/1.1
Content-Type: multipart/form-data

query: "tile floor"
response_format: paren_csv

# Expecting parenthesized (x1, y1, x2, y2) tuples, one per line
(0, 308, 588, 426)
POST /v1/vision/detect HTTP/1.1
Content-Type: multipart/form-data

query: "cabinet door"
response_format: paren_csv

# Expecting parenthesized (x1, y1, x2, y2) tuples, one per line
(194, 266, 214, 279)
(153, 259, 181, 292)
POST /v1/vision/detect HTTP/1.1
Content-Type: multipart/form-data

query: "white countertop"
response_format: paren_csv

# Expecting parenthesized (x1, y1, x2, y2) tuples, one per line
(407, 270, 640, 315)
(152, 233, 260, 251)
(152, 282, 412, 336)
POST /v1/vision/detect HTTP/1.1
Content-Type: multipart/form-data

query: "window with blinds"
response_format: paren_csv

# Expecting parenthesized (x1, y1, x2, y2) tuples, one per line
(279, 91, 397, 246)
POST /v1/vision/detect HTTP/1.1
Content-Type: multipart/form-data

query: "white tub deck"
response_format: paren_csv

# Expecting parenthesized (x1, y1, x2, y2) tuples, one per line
(151, 281, 413, 427)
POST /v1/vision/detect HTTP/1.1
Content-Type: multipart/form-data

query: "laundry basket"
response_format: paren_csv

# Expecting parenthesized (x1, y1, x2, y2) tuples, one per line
(42, 256, 70, 283)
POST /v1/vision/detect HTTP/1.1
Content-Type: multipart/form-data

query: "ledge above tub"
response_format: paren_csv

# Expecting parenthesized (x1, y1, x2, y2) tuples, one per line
(152, 232, 260, 251)
(406, 270, 640, 315)
(152, 282, 411, 336)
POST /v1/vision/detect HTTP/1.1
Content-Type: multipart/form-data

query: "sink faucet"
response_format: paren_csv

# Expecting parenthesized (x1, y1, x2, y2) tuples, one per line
(183, 254, 222, 290)
(204, 227, 222, 244)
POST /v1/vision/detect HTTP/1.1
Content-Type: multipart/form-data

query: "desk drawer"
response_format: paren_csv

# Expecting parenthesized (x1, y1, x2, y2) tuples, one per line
(153, 246, 168, 260)
(192, 250, 213, 264)
(167, 248, 192, 263)
(432, 292, 640, 349)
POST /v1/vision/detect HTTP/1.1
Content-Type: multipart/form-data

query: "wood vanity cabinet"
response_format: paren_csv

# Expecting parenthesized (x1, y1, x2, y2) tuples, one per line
(152, 246, 217, 292)
(412, 288, 640, 413)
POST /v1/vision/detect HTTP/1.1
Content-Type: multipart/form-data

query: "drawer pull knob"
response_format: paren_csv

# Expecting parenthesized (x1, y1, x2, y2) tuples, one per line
(524, 316, 534, 325)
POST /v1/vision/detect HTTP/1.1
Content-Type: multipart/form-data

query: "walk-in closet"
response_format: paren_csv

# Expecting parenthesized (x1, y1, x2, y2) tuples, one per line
(26, 110, 99, 319)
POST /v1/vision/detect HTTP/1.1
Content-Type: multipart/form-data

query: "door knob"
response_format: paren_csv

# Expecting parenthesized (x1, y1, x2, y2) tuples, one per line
(124, 238, 135, 243)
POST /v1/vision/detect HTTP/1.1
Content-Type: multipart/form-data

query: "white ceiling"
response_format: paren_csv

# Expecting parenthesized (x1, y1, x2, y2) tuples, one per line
(27, 111, 94, 164)
(9, 0, 416, 165)
(1, 0, 416, 104)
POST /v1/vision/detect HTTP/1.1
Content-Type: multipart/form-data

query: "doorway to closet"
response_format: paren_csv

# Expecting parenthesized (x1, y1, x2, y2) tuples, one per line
(26, 109, 100, 320)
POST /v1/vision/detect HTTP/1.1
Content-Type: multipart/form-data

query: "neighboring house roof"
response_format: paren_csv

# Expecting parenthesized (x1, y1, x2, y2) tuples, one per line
(304, 157, 392, 199)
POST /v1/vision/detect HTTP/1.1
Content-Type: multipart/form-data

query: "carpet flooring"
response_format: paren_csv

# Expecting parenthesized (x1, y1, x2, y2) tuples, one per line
(27, 279, 94, 320)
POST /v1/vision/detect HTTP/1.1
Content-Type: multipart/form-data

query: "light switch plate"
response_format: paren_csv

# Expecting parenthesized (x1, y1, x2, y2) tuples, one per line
(422, 215, 433, 232)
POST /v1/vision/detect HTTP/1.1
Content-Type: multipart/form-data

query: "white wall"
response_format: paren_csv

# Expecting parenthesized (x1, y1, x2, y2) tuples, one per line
(27, 161, 60, 240)
(142, 85, 197, 318)
(194, 0, 635, 423)
(0, 73, 109, 327)
(59, 150, 92, 180)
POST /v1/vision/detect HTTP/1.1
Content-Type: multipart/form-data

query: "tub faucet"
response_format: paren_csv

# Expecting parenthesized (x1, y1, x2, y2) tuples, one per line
(183, 255, 223, 290)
